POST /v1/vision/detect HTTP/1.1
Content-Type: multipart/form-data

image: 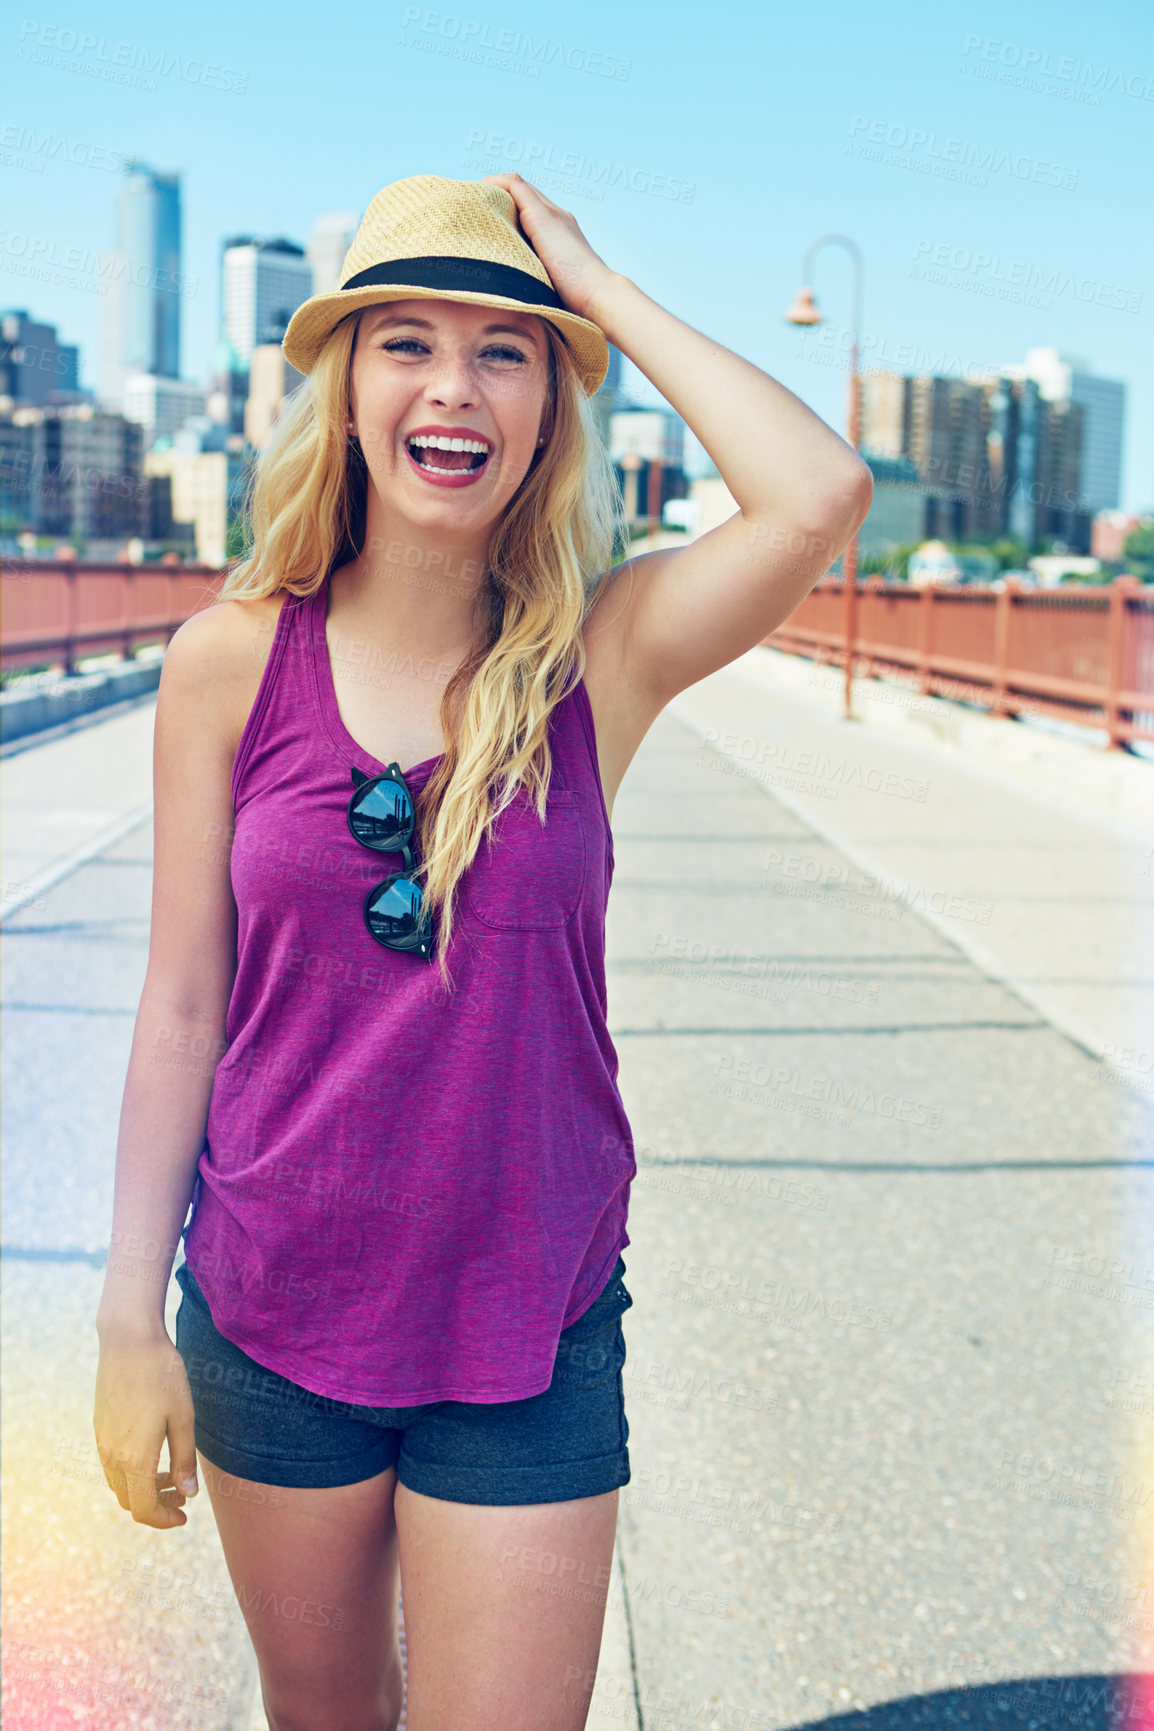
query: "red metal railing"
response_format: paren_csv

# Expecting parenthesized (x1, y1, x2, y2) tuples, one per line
(1, 557, 226, 676)
(4, 560, 1153, 750)
(766, 574, 1154, 750)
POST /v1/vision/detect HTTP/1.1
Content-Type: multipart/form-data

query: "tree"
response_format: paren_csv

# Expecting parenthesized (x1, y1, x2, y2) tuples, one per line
(986, 538, 1029, 572)
(860, 544, 920, 582)
(1122, 524, 1154, 583)
(225, 514, 251, 562)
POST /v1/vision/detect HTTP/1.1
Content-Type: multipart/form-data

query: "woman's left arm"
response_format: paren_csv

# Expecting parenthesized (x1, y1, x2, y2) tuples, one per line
(588, 271, 874, 702)
(483, 173, 874, 706)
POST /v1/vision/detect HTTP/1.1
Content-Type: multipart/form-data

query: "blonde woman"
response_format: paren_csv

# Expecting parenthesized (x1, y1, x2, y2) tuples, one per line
(93, 174, 871, 1731)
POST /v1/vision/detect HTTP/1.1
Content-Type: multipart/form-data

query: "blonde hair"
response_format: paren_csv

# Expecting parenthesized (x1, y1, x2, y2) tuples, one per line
(217, 306, 628, 989)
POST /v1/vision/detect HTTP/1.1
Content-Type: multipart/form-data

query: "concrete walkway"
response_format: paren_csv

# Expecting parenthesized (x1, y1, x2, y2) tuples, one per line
(3, 670, 1151, 1729)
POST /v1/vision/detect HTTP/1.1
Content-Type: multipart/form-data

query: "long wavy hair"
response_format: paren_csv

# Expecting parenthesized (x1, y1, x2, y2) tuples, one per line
(217, 305, 628, 989)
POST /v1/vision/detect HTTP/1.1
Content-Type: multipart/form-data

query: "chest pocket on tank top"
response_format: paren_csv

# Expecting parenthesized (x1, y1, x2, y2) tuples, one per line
(463, 783, 587, 931)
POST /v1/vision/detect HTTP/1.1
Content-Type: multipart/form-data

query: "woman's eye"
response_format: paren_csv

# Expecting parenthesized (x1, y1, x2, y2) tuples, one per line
(380, 338, 525, 363)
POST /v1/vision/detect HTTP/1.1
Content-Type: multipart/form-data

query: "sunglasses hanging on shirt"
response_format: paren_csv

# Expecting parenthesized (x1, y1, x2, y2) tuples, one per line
(346, 764, 435, 959)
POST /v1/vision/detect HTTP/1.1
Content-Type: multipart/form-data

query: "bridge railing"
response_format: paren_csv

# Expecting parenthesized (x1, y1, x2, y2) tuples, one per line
(1, 557, 226, 677)
(764, 574, 1154, 750)
(3, 559, 1152, 750)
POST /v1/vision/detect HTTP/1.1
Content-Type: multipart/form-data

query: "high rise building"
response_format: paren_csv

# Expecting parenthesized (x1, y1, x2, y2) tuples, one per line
(591, 342, 625, 449)
(861, 372, 995, 542)
(1, 402, 146, 544)
(244, 345, 306, 449)
(861, 367, 1094, 552)
(857, 371, 906, 460)
(221, 237, 312, 367)
(145, 421, 251, 567)
(205, 336, 249, 437)
(0, 310, 81, 407)
(984, 376, 1090, 548)
(1009, 348, 1125, 514)
(122, 375, 208, 445)
(99, 160, 182, 408)
(858, 455, 925, 559)
(983, 374, 1039, 545)
(308, 211, 361, 296)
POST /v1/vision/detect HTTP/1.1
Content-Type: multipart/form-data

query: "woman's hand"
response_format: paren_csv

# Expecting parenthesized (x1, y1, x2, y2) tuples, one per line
(480, 172, 619, 326)
(93, 1324, 200, 1529)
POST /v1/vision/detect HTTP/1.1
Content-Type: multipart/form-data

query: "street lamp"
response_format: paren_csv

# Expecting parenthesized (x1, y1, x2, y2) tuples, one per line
(786, 234, 865, 722)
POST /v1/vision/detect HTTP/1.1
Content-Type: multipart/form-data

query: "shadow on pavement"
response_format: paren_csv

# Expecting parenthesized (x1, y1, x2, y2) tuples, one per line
(787, 1673, 1139, 1730)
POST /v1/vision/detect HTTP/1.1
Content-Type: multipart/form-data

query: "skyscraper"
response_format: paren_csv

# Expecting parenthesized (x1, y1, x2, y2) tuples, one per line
(861, 372, 995, 541)
(221, 238, 312, 367)
(0, 310, 80, 406)
(1010, 348, 1125, 514)
(308, 211, 361, 296)
(98, 160, 182, 409)
(861, 368, 1093, 551)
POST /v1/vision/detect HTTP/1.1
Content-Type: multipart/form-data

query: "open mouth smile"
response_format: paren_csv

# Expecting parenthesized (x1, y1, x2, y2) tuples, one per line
(404, 433, 493, 488)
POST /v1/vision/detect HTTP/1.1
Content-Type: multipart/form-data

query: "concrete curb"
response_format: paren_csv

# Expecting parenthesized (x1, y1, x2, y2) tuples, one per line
(745, 645, 1154, 837)
(0, 655, 164, 744)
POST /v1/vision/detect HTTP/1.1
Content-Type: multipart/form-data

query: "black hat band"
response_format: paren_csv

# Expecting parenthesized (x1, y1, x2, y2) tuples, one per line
(341, 255, 566, 312)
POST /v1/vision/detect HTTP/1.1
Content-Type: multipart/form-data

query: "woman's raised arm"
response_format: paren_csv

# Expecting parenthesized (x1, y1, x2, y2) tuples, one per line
(484, 171, 874, 709)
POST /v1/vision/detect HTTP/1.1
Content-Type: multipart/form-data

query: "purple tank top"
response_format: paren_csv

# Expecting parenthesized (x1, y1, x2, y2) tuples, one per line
(182, 572, 636, 1405)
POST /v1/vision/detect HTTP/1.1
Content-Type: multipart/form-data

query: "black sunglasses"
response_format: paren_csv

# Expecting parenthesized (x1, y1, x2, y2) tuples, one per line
(346, 764, 434, 959)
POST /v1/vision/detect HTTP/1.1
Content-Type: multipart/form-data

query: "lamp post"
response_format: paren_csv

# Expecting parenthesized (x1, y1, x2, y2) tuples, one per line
(786, 234, 865, 722)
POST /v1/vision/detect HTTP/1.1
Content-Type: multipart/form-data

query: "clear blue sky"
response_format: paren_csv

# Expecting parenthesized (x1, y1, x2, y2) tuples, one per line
(4, 0, 1151, 509)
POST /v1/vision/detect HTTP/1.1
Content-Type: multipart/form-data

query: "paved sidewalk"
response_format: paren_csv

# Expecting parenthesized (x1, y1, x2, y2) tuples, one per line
(668, 649, 1154, 1070)
(594, 673, 1151, 1724)
(3, 680, 1151, 1728)
(1, 696, 157, 919)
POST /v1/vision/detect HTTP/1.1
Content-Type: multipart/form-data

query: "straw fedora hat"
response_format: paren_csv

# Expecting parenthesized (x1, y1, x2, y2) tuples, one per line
(281, 175, 611, 397)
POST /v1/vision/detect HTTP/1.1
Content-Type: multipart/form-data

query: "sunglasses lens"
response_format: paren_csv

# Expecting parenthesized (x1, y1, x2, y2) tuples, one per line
(350, 778, 414, 850)
(365, 875, 426, 947)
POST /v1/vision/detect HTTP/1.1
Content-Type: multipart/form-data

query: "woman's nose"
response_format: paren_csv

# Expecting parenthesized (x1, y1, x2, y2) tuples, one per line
(425, 342, 478, 406)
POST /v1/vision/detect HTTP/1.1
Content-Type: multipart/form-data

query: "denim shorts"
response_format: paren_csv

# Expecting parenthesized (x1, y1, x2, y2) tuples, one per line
(173, 1255, 632, 1504)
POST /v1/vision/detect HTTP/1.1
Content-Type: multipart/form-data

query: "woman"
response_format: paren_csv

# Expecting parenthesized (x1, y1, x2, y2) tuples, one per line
(93, 173, 871, 1731)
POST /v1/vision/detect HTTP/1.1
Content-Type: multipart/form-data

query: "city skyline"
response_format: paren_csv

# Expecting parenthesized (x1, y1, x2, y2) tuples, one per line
(1, 166, 1135, 520)
(4, 0, 1150, 510)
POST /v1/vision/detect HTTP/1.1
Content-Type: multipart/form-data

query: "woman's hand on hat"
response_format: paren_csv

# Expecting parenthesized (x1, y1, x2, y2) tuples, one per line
(481, 173, 617, 327)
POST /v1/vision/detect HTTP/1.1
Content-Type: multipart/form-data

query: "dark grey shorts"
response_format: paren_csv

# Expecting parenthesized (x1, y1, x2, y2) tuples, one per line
(173, 1256, 632, 1505)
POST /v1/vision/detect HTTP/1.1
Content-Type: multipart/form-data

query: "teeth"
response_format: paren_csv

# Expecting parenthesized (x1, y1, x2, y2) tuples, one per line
(407, 434, 491, 454)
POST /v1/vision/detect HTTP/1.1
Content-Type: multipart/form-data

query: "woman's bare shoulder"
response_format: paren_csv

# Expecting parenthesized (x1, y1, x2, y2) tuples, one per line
(163, 591, 291, 761)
